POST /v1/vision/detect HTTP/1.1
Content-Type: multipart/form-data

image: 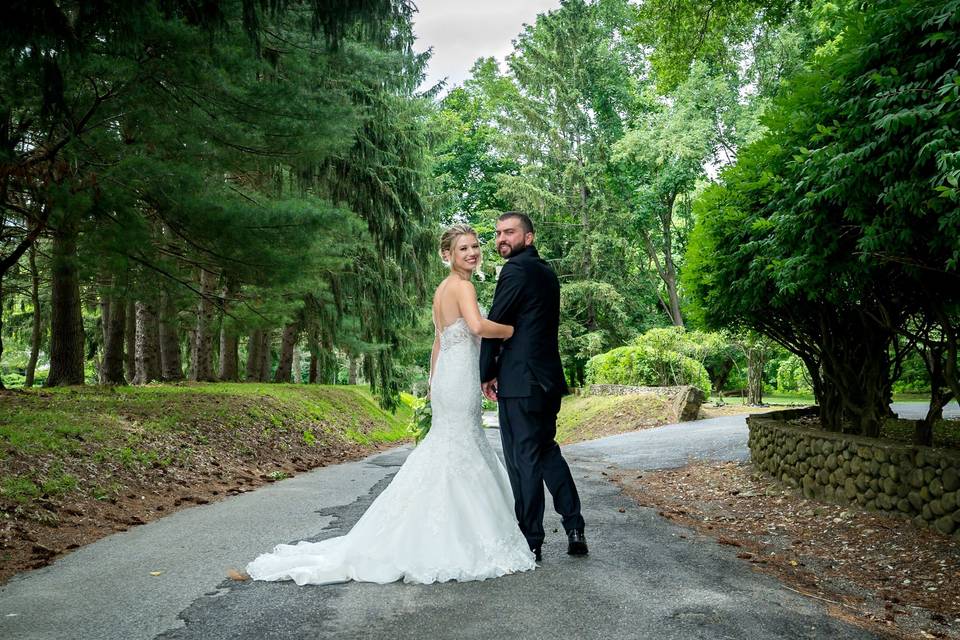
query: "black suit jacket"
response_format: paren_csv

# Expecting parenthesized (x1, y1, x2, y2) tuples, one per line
(479, 245, 568, 398)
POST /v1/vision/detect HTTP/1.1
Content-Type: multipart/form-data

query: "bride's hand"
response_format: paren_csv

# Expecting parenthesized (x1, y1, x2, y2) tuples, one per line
(504, 325, 514, 339)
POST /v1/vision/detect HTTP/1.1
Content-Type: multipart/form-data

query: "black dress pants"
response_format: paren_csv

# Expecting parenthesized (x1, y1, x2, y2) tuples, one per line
(498, 387, 585, 548)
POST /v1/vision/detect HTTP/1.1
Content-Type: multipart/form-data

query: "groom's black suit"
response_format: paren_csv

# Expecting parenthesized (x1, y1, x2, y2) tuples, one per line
(480, 245, 585, 549)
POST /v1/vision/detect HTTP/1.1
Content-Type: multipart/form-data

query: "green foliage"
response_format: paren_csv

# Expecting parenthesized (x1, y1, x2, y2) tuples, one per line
(633, 0, 801, 93)
(585, 344, 711, 395)
(775, 354, 813, 394)
(0, 0, 435, 404)
(891, 351, 933, 394)
(407, 397, 433, 444)
(685, 0, 960, 435)
(559, 281, 633, 386)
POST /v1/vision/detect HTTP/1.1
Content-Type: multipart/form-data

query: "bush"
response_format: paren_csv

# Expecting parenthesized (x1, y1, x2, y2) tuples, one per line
(775, 354, 813, 394)
(1, 372, 25, 388)
(892, 351, 931, 394)
(585, 345, 711, 395)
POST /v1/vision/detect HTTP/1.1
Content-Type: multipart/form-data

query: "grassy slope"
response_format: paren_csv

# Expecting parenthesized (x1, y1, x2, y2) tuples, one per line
(556, 393, 674, 444)
(0, 384, 411, 506)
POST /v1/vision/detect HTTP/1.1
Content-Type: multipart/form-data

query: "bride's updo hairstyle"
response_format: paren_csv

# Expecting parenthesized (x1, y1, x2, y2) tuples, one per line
(439, 223, 484, 279)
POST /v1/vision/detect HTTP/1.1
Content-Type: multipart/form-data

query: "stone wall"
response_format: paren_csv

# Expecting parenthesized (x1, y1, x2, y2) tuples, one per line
(589, 384, 690, 397)
(588, 384, 705, 422)
(748, 409, 960, 537)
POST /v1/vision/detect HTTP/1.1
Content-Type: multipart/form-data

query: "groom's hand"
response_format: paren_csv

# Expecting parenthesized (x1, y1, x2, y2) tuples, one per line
(481, 380, 498, 402)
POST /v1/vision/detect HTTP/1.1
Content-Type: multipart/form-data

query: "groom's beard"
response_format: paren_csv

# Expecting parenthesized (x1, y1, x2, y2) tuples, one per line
(499, 242, 527, 259)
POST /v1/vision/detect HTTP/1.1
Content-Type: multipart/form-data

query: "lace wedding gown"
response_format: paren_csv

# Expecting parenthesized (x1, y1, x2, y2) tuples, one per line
(246, 317, 536, 585)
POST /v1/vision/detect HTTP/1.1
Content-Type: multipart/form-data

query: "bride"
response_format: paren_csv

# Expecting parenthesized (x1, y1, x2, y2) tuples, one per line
(246, 223, 536, 585)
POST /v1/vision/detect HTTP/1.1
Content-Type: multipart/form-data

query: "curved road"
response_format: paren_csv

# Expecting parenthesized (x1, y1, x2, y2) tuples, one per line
(2, 402, 954, 639)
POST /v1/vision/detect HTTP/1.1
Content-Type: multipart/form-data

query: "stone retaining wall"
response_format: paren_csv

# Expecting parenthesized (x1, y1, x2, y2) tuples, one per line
(748, 409, 960, 537)
(588, 384, 690, 397)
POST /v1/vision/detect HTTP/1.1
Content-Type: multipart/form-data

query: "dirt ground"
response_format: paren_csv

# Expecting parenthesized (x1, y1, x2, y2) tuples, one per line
(615, 460, 960, 639)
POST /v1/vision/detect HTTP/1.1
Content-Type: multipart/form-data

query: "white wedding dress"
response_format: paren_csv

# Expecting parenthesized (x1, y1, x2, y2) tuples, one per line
(246, 317, 536, 585)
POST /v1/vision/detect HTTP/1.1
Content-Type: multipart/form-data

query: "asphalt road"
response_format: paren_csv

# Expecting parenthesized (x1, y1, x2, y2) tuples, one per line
(3, 401, 954, 640)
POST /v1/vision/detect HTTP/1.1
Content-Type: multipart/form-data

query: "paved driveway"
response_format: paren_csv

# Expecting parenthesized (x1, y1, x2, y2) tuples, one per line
(0, 404, 895, 640)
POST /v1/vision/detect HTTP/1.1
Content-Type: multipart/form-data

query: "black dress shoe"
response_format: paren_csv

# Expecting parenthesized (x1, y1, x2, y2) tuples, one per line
(531, 546, 542, 562)
(567, 529, 588, 556)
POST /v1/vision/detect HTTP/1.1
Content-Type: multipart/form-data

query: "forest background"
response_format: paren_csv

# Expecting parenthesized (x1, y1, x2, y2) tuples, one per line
(1, 0, 957, 443)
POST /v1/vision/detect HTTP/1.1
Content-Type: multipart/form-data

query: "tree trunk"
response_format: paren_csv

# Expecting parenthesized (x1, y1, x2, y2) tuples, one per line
(307, 340, 320, 384)
(245, 330, 263, 382)
(133, 301, 161, 384)
(101, 294, 127, 385)
(348, 356, 358, 385)
(158, 287, 183, 381)
(815, 312, 894, 437)
(661, 201, 684, 328)
(94, 296, 108, 384)
(259, 330, 272, 381)
(641, 202, 684, 327)
(219, 326, 239, 381)
(291, 347, 302, 384)
(217, 281, 239, 381)
(274, 323, 299, 383)
(25, 244, 42, 387)
(190, 268, 217, 382)
(46, 225, 86, 386)
(0, 276, 4, 390)
(124, 299, 136, 382)
(916, 345, 952, 447)
(99, 297, 111, 353)
(746, 347, 765, 405)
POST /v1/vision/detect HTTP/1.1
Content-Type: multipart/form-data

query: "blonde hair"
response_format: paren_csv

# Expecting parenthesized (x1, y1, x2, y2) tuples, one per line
(439, 223, 484, 279)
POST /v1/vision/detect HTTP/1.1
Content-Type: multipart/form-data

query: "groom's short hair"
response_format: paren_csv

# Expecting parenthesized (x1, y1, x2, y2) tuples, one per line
(499, 211, 534, 235)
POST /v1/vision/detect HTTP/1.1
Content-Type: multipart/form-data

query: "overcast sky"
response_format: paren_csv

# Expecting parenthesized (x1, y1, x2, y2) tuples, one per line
(412, 0, 562, 92)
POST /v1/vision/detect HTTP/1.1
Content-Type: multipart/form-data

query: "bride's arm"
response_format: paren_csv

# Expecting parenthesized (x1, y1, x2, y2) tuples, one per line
(456, 280, 514, 339)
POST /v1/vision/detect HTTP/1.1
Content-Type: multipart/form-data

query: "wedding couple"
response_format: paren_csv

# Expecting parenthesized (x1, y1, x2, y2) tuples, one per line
(246, 212, 587, 586)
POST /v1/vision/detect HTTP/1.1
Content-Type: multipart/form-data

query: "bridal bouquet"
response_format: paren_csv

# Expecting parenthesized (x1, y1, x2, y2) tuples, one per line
(408, 397, 432, 444)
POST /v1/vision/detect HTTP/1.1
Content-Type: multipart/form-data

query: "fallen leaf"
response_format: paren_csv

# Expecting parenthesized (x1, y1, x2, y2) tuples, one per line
(149, 571, 163, 576)
(227, 569, 250, 581)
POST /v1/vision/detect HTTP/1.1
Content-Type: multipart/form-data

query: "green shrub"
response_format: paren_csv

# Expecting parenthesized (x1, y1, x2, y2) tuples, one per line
(585, 345, 711, 395)
(775, 354, 813, 393)
(630, 326, 736, 392)
(1, 372, 25, 388)
(892, 351, 931, 394)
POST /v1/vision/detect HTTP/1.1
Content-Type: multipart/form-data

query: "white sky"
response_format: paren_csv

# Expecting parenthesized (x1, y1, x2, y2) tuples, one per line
(412, 0, 563, 93)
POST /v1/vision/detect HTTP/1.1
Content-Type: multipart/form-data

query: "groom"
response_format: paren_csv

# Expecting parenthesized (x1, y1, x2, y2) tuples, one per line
(480, 212, 587, 562)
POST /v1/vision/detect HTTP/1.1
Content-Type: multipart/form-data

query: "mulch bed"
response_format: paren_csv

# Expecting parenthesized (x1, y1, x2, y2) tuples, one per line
(614, 460, 960, 639)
